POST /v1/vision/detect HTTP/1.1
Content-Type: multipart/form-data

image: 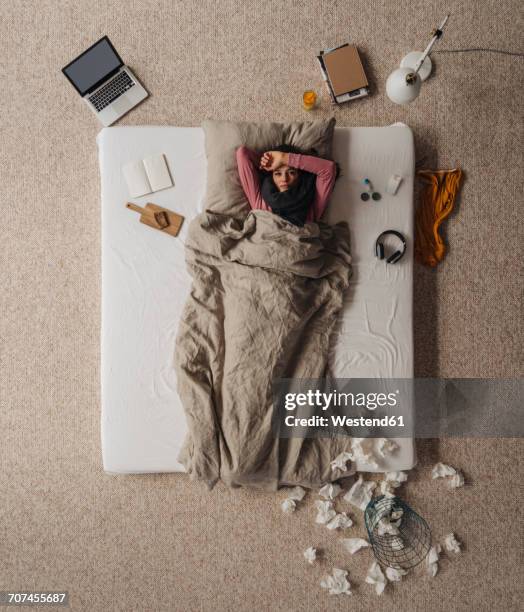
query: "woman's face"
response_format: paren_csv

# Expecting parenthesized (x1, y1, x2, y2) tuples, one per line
(272, 165, 299, 192)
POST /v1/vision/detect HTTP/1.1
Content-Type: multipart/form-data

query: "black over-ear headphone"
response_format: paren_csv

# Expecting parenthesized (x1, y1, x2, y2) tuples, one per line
(375, 230, 407, 264)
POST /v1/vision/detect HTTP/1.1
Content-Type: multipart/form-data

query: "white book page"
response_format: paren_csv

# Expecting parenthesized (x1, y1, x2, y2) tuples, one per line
(143, 154, 173, 192)
(122, 160, 151, 197)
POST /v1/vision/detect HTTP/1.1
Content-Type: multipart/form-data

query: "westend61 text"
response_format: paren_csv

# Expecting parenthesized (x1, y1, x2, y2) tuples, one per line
(284, 414, 405, 427)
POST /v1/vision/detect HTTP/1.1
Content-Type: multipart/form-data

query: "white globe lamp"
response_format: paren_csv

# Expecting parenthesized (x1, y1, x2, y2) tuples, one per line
(386, 68, 422, 104)
(386, 15, 450, 105)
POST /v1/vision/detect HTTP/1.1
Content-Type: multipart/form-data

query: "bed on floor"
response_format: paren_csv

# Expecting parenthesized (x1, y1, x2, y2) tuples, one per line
(97, 124, 416, 476)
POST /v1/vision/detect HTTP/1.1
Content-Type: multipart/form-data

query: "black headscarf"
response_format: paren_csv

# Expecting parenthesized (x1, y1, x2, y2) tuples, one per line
(260, 145, 317, 227)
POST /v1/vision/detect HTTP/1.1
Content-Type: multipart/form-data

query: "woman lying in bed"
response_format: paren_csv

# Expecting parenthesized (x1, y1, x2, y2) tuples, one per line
(236, 144, 338, 227)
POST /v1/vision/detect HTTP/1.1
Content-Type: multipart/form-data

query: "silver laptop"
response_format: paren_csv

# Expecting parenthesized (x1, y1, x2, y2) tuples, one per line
(62, 36, 148, 126)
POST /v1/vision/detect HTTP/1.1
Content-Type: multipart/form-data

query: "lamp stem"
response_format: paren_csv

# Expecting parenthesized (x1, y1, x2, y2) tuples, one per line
(413, 14, 450, 75)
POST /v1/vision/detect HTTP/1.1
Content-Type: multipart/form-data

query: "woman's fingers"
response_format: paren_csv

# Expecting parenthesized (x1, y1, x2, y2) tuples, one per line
(260, 151, 283, 171)
(260, 152, 273, 170)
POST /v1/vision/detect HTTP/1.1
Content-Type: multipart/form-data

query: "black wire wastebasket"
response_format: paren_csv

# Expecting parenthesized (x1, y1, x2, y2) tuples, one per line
(364, 495, 432, 570)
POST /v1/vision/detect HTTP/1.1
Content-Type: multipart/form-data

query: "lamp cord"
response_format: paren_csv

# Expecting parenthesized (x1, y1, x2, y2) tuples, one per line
(433, 48, 524, 57)
(413, 47, 522, 164)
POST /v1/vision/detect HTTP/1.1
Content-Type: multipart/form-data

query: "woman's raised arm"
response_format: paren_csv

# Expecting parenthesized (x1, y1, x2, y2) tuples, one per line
(288, 153, 337, 221)
(235, 146, 267, 211)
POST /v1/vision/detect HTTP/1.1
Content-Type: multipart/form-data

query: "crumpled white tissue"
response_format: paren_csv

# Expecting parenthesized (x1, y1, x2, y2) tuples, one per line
(330, 451, 354, 473)
(338, 438, 398, 470)
(443, 532, 461, 553)
(379, 480, 396, 497)
(281, 486, 307, 513)
(431, 463, 465, 488)
(377, 438, 399, 457)
(352, 438, 379, 469)
(281, 498, 297, 514)
(320, 568, 352, 595)
(427, 543, 442, 577)
(326, 512, 353, 530)
(385, 566, 408, 582)
(288, 486, 306, 501)
(303, 546, 317, 564)
(448, 471, 465, 488)
(391, 507, 404, 521)
(366, 561, 387, 595)
(343, 475, 377, 511)
(385, 471, 408, 488)
(341, 538, 369, 554)
(377, 517, 400, 536)
(372, 499, 404, 537)
(432, 463, 457, 479)
(315, 500, 337, 524)
(319, 483, 342, 500)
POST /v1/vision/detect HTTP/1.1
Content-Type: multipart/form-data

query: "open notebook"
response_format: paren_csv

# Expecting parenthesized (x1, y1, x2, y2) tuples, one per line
(122, 153, 173, 197)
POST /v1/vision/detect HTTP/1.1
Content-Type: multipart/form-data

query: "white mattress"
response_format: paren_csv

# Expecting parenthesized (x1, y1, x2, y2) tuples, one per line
(98, 125, 416, 475)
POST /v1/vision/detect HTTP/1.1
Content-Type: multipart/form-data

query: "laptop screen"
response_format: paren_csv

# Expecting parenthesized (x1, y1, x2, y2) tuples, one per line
(62, 37, 123, 96)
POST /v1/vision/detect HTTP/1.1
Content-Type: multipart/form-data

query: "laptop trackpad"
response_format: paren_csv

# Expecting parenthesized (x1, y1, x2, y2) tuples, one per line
(112, 96, 131, 114)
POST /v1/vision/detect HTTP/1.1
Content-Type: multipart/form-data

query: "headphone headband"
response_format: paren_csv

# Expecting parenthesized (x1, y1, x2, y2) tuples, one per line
(375, 230, 407, 264)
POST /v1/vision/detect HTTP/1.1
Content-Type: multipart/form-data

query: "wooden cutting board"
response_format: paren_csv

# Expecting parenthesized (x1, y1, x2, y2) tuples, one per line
(126, 202, 184, 237)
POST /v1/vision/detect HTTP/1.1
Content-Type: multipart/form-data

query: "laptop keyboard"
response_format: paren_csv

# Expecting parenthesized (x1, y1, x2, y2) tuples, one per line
(89, 71, 135, 112)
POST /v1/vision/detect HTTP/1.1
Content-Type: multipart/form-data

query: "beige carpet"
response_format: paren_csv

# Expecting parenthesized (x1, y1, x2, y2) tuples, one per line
(1, 1, 522, 610)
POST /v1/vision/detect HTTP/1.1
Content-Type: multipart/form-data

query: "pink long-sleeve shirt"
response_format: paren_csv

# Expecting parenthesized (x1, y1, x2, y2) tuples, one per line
(236, 146, 337, 223)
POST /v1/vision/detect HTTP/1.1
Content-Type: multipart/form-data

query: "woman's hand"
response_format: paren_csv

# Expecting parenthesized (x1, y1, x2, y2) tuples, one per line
(260, 151, 289, 171)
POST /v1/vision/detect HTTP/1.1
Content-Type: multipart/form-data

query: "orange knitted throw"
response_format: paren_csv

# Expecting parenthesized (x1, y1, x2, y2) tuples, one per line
(415, 168, 463, 267)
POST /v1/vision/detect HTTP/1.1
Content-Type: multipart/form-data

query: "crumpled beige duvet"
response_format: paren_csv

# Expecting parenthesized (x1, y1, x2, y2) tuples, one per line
(175, 209, 355, 490)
